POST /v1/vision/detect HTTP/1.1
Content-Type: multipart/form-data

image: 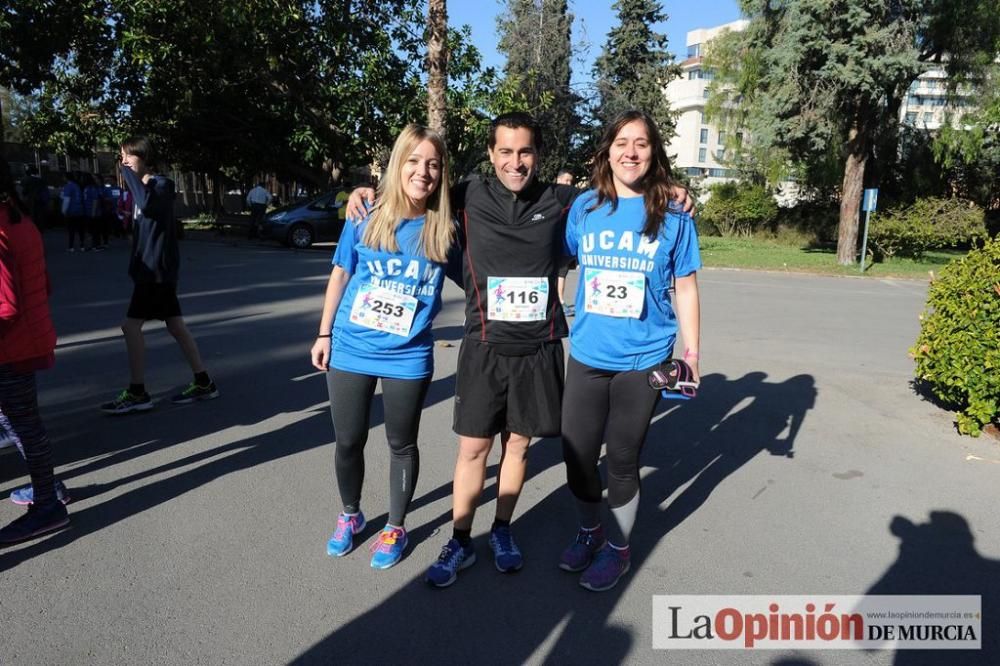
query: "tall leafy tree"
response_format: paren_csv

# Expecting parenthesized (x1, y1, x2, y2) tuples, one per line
(497, 0, 581, 180)
(592, 0, 680, 138)
(0, 1, 438, 189)
(706, 0, 1000, 265)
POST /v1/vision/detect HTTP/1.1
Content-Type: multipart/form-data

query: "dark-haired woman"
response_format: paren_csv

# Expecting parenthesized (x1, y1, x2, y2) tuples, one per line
(0, 157, 69, 543)
(559, 110, 702, 591)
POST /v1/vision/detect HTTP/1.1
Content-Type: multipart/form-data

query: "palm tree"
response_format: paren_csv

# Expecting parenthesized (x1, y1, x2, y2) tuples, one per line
(427, 0, 448, 136)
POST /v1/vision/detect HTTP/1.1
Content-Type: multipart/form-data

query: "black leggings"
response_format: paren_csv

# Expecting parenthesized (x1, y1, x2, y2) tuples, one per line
(327, 369, 430, 526)
(561, 356, 662, 508)
(67, 215, 86, 249)
(0, 366, 57, 507)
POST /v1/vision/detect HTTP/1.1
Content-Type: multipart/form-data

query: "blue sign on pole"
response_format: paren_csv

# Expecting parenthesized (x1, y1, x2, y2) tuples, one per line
(862, 188, 878, 213)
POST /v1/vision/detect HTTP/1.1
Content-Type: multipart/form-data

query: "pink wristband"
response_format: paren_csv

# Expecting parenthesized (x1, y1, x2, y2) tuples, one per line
(684, 349, 699, 360)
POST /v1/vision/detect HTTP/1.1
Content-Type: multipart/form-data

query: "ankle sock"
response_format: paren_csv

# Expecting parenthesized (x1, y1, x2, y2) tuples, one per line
(129, 383, 146, 396)
(452, 528, 472, 546)
(491, 517, 510, 532)
(194, 371, 211, 387)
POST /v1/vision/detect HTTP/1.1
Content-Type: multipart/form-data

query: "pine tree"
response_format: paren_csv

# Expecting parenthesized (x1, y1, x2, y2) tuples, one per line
(593, 0, 680, 137)
(708, 0, 1000, 265)
(497, 0, 581, 180)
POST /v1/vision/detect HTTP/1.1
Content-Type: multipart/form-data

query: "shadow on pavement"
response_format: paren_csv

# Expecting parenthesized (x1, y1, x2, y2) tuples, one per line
(0, 234, 462, 570)
(864, 511, 999, 665)
(293, 371, 816, 665)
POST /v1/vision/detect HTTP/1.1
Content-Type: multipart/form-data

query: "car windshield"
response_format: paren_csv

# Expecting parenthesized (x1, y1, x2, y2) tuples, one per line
(309, 194, 333, 209)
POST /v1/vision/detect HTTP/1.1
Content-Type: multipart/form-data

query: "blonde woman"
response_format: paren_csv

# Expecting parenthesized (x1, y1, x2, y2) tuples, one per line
(310, 124, 459, 569)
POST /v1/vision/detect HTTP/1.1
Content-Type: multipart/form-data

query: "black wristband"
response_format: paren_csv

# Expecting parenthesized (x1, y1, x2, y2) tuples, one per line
(317, 334, 332, 338)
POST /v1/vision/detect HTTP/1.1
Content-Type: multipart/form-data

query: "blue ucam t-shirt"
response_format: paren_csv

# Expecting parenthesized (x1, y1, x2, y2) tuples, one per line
(329, 216, 455, 380)
(566, 191, 701, 372)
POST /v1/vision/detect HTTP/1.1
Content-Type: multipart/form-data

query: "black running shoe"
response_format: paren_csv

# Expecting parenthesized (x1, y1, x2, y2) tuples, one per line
(171, 381, 220, 404)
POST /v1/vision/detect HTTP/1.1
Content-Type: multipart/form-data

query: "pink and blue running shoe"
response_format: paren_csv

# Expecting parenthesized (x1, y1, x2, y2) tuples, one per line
(369, 526, 407, 569)
(326, 511, 366, 557)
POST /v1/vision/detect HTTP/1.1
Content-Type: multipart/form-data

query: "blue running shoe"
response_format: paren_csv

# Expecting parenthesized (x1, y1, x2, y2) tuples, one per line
(326, 511, 366, 557)
(579, 543, 630, 592)
(489, 525, 523, 572)
(559, 525, 605, 572)
(425, 538, 476, 587)
(370, 526, 408, 570)
(10, 479, 71, 506)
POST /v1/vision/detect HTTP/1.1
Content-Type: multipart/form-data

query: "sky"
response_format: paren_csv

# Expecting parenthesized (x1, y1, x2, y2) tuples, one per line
(447, 0, 743, 88)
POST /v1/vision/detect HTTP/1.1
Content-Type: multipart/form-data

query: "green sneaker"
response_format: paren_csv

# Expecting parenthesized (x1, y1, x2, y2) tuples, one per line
(171, 381, 220, 404)
(100, 389, 153, 415)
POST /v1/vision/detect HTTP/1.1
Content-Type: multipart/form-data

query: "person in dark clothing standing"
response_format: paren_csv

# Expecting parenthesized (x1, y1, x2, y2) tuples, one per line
(61, 172, 86, 251)
(100, 136, 218, 414)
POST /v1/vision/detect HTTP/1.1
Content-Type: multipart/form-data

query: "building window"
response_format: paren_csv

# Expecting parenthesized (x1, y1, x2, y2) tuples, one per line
(684, 167, 702, 177)
(688, 70, 698, 80)
(702, 87, 710, 99)
(923, 111, 934, 123)
(905, 112, 917, 123)
(687, 43, 702, 58)
(700, 112, 706, 123)
(700, 129, 709, 144)
(736, 132, 744, 145)
(718, 131, 726, 145)
(698, 148, 707, 163)
(716, 149, 725, 160)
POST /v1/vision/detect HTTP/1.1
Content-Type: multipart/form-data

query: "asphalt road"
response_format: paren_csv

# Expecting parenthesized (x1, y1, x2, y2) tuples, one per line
(2, 233, 997, 665)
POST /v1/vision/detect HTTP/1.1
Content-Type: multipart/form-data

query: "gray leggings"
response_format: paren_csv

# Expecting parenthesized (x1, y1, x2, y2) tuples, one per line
(327, 369, 430, 526)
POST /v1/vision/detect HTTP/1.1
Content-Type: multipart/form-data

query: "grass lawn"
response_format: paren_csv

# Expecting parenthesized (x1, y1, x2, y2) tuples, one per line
(700, 236, 964, 280)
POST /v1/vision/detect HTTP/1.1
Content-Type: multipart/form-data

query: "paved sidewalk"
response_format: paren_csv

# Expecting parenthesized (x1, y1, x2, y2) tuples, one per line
(1, 234, 996, 665)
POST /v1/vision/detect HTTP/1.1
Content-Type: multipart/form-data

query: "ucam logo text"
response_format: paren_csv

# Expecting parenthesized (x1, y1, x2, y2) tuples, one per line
(580, 230, 659, 258)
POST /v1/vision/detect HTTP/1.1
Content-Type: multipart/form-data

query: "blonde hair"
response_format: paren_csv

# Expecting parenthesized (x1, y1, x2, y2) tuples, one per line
(362, 124, 454, 263)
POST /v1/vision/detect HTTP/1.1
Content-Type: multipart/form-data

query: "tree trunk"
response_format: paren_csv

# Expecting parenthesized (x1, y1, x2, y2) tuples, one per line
(837, 124, 868, 265)
(427, 0, 448, 137)
(211, 172, 223, 213)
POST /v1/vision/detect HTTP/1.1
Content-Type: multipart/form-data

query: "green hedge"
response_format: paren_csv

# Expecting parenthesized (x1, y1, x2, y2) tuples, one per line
(699, 182, 778, 238)
(911, 237, 1000, 436)
(869, 197, 987, 261)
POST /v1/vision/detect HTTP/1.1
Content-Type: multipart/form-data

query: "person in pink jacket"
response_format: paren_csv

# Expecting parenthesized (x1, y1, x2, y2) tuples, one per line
(0, 156, 69, 544)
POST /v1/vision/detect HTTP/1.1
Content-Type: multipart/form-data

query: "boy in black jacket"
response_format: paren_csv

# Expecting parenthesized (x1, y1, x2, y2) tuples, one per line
(101, 136, 218, 414)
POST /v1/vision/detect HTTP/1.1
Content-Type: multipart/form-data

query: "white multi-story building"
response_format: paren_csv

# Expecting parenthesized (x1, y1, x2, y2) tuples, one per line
(900, 67, 976, 130)
(665, 20, 748, 188)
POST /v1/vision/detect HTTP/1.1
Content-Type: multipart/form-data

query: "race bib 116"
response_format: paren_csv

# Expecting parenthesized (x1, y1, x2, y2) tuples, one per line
(487, 276, 548, 321)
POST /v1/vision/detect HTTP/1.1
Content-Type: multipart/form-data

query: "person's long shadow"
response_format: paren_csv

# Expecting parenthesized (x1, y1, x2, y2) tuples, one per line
(863, 511, 999, 665)
(0, 369, 457, 572)
(294, 371, 816, 665)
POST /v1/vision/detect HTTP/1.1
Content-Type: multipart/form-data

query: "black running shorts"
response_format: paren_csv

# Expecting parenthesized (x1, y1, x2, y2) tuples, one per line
(453, 339, 565, 438)
(127, 282, 183, 321)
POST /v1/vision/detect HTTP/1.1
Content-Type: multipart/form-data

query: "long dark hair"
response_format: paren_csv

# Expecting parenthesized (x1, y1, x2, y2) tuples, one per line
(0, 156, 26, 224)
(588, 110, 678, 240)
